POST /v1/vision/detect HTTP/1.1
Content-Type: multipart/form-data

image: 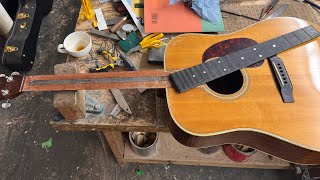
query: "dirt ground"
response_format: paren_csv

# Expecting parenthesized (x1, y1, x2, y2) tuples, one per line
(0, 0, 300, 179)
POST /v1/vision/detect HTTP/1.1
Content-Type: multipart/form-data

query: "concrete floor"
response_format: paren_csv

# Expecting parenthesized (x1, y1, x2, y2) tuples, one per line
(0, 0, 300, 179)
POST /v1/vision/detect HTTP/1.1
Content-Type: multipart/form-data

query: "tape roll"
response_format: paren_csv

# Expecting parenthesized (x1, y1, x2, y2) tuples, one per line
(122, 24, 135, 32)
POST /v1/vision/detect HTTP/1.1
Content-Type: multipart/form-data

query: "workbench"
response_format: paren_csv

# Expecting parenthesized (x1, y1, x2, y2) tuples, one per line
(50, 0, 319, 169)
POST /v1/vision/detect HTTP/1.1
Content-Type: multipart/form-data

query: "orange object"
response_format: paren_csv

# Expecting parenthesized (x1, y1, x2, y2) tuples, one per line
(80, 0, 95, 20)
(144, 0, 224, 33)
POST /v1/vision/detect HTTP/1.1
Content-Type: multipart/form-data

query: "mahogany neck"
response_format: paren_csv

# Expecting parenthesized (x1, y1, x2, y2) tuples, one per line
(21, 70, 171, 92)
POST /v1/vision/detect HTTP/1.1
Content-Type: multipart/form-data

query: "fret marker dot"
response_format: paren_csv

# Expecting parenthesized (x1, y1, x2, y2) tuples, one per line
(224, 69, 227, 71)
(203, 71, 206, 74)
(192, 75, 196, 77)
(241, 57, 244, 60)
(272, 45, 276, 47)
(253, 48, 257, 50)
(218, 61, 221, 63)
(259, 55, 262, 57)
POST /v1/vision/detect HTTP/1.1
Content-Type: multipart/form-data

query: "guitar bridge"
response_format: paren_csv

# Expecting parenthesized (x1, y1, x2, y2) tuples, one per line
(268, 55, 294, 103)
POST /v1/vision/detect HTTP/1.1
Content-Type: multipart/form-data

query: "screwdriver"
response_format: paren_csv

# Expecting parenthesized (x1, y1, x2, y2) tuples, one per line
(261, 0, 280, 19)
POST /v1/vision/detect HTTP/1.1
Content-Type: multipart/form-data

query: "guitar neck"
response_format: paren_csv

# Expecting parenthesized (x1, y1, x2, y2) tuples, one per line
(21, 70, 171, 92)
(170, 25, 320, 93)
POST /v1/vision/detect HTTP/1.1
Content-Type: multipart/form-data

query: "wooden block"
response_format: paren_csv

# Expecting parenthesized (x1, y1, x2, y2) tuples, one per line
(103, 131, 126, 165)
(124, 133, 291, 169)
(53, 62, 86, 121)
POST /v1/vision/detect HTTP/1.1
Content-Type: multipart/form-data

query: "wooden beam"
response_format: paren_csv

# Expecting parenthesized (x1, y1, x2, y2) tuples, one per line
(53, 63, 86, 121)
(22, 70, 171, 92)
(103, 131, 126, 165)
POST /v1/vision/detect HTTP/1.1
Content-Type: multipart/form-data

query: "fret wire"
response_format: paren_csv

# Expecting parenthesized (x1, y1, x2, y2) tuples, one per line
(206, 59, 223, 77)
(195, 64, 208, 82)
(180, 70, 194, 88)
(190, 66, 203, 84)
(264, 39, 283, 54)
(275, 36, 292, 51)
(293, 29, 312, 42)
(250, 44, 267, 61)
(200, 63, 215, 80)
(184, 68, 198, 87)
(283, 32, 302, 46)
(175, 72, 188, 90)
(223, 56, 237, 72)
(260, 41, 275, 57)
(303, 26, 320, 38)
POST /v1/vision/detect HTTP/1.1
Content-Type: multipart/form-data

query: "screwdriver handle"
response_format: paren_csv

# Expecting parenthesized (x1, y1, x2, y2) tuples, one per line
(119, 53, 138, 71)
(304, 0, 320, 10)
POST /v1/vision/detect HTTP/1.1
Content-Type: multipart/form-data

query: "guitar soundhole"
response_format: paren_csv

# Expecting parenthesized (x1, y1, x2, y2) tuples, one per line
(207, 71, 243, 95)
(202, 38, 260, 96)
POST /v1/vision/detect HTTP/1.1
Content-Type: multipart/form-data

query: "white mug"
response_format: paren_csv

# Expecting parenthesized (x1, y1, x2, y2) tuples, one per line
(57, 31, 92, 58)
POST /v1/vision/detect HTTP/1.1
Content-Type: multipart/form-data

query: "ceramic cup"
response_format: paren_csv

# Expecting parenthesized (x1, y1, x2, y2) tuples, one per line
(57, 31, 92, 57)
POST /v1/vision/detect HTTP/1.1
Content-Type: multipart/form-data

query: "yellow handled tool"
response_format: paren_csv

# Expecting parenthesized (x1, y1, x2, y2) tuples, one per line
(140, 33, 164, 49)
(126, 33, 165, 55)
(102, 50, 118, 61)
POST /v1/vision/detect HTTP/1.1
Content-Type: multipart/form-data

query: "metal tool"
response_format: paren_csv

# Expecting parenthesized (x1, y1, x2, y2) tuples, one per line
(94, 8, 108, 30)
(89, 63, 115, 73)
(126, 33, 164, 55)
(85, 94, 105, 114)
(116, 30, 127, 40)
(110, 89, 132, 117)
(221, 10, 260, 21)
(89, 29, 120, 41)
(105, 17, 124, 25)
(266, 4, 288, 19)
(110, 16, 127, 33)
(298, 0, 320, 10)
(261, 0, 280, 19)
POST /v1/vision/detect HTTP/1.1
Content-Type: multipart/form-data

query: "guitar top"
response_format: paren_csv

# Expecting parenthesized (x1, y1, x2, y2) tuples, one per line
(165, 17, 320, 154)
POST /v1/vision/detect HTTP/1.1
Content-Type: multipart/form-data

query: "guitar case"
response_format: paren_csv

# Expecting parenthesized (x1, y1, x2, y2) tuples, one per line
(1, 0, 53, 71)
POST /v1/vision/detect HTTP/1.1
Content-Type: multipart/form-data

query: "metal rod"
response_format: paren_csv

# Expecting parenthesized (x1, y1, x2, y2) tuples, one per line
(221, 10, 260, 21)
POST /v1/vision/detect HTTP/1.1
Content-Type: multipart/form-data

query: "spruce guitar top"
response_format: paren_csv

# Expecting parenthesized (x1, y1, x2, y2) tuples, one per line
(1, 18, 320, 164)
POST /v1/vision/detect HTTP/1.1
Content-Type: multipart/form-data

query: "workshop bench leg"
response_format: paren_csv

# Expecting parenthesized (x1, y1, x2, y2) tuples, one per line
(103, 131, 126, 165)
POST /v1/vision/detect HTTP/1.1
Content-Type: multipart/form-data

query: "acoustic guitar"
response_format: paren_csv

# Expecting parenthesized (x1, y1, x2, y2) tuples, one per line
(1, 17, 320, 164)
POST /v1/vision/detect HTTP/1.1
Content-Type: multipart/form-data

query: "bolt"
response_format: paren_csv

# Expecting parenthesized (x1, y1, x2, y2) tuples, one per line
(94, 104, 102, 110)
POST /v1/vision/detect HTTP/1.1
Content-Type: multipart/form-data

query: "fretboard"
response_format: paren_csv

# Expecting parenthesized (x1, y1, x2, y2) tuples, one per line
(169, 25, 320, 93)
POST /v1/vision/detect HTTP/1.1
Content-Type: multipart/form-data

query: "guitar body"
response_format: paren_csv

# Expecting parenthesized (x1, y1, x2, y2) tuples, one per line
(165, 17, 320, 164)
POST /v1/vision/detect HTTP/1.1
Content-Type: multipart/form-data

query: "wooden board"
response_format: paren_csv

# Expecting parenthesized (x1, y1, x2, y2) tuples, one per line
(51, 89, 169, 132)
(124, 133, 291, 169)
